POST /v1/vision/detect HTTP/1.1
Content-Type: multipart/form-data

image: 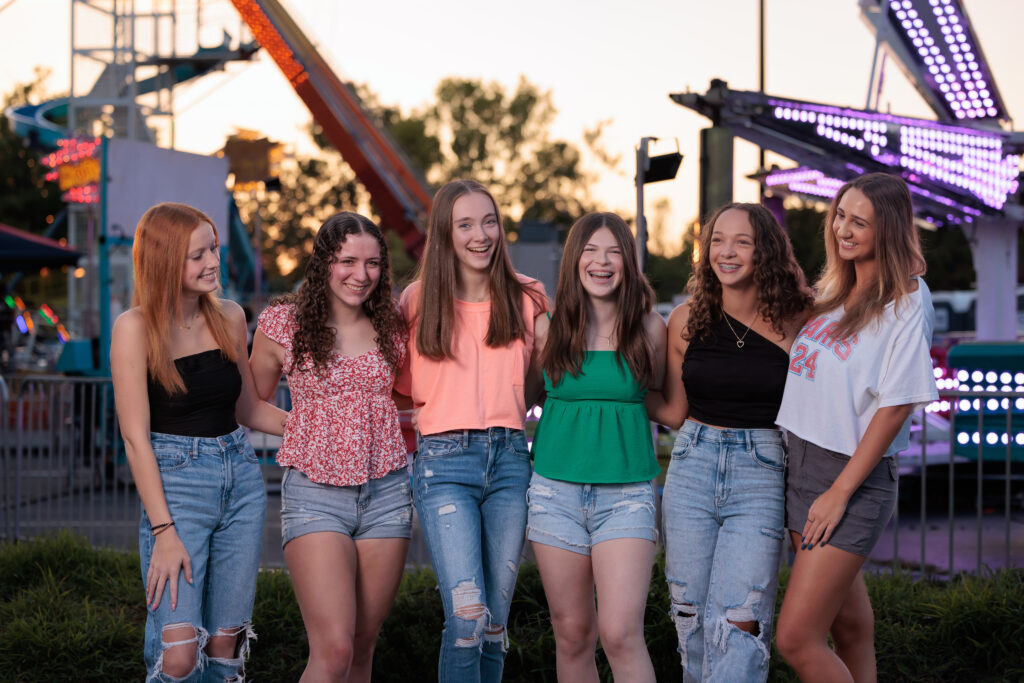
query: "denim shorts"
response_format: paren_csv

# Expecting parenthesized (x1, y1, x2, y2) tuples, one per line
(280, 466, 412, 547)
(786, 433, 898, 556)
(141, 426, 265, 683)
(526, 472, 657, 555)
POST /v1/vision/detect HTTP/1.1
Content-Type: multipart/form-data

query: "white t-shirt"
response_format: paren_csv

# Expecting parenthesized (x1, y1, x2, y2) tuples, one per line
(776, 278, 938, 457)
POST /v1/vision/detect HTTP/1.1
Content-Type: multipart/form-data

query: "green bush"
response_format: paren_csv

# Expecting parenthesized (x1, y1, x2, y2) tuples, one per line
(1, 532, 1021, 682)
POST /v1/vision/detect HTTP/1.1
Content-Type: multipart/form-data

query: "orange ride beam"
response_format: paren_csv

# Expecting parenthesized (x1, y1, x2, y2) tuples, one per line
(230, 0, 430, 258)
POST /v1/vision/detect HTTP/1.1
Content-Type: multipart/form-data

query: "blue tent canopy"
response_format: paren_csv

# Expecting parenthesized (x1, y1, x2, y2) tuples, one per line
(0, 223, 82, 271)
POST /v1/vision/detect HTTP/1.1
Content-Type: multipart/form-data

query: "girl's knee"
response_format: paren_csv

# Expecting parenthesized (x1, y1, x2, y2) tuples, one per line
(831, 605, 874, 644)
(156, 623, 205, 680)
(598, 620, 644, 659)
(774, 616, 805, 661)
(314, 635, 355, 678)
(552, 615, 598, 656)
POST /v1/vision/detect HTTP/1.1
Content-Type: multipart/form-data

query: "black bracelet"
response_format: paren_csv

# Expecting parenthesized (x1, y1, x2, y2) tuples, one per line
(151, 521, 175, 536)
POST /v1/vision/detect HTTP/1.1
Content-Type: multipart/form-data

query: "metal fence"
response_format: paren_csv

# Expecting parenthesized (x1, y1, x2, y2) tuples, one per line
(1, 373, 1021, 575)
(0, 374, 288, 559)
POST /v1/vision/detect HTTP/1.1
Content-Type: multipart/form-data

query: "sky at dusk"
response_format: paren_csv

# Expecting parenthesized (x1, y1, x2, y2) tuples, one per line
(0, 0, 1020, 252)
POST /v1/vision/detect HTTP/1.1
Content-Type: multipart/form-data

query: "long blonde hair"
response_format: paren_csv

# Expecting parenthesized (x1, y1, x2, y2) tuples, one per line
(132, 202, 238, 394)
(413, 179, 542, 360)
(814, 173, 926, 339)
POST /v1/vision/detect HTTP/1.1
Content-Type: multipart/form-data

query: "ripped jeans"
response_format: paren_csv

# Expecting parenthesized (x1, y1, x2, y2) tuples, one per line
(141, 427, 266, 682)
(413, 428, 532, 683)
(662, 420, 786, 683)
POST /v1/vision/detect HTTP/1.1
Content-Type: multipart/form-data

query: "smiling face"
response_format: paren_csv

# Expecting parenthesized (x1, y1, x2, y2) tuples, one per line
(708, 208, 756, 288)
(327, 232, 382, 312)
(181, 222, 220, 296)
(833, 187, 877, 263)
(450, 191, 501, 279)
(578, 226, 623, 300)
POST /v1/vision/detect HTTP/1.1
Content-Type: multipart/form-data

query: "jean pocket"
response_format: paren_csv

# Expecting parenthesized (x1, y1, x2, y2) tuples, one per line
(750, 442, 786, 471)
(239, 440, 260, 464)
(510, 431, 531, 459)
(153, 446, 192, 472)
(417, 437, 462, 460)
(670, 437, 691, 460)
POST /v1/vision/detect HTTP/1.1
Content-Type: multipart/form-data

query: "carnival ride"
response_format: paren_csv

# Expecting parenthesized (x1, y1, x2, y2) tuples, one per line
(4, 0, 435, 375)
(670, 0, 1023, 460)
(673, 0, 1022, 342)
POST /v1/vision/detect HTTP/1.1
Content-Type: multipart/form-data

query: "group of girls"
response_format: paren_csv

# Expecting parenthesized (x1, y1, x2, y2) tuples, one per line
(112, 170, 936, 683)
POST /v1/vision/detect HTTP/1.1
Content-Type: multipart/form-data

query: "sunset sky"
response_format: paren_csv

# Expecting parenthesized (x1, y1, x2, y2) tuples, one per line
(1, 0, 1019, 252)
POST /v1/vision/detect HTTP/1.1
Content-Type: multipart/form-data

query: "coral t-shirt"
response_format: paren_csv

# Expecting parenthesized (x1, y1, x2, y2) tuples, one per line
(396, 277, 547, 436)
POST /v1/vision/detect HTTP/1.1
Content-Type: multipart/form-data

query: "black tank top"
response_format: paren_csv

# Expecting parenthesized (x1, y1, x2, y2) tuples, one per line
(147, 349, 241, 437)
(682, 313, 789, 429)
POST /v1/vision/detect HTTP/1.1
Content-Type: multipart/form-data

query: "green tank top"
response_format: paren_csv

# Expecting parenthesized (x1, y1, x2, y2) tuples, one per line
(531, 351, 659, 484)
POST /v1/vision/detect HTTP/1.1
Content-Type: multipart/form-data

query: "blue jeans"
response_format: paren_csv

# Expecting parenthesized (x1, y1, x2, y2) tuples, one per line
(662, 420, 786, 683)
(413, 428, 532, 683)
(141, 427, 267, 683)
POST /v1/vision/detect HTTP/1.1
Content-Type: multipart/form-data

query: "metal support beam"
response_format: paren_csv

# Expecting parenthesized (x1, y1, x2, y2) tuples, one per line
(699, 126, 734, 223)
(969, 217, 1020, 341)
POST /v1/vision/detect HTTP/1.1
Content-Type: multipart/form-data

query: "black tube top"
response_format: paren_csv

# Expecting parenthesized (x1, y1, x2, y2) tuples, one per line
(147, 349, 241, 437)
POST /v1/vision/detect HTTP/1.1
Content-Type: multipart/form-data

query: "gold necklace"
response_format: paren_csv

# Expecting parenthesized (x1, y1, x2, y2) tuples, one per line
(723, 311, 756, 349)
(178, 312, 199, 330)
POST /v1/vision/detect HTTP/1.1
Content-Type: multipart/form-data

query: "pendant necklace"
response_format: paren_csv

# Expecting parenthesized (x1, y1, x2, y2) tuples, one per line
(723, 312, 756, 349)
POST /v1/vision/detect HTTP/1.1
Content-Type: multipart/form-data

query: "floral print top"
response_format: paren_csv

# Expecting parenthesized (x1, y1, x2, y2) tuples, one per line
(257, 303, 408, 486)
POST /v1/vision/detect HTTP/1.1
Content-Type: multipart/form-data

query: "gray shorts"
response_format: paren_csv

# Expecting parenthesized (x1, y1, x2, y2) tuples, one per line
(785, 433, 898, 556)
(280, 467, 413, 547)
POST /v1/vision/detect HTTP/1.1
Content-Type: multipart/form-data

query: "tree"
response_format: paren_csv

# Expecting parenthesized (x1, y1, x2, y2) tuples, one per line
(783, 204, 828, 286)
(645, 199, 694, 302)
(239, 76, 598, 291)
(0, 69, 65, 235)
(427, 77, 593, 232)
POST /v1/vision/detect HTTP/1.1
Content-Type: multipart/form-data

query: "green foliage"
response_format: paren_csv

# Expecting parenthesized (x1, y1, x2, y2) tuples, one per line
(3, 534, 1022, 682)
(0, 69, 65, 235)
(918, 224, 977, 290)
(0, 532, 144, 681)
(241, 77, 597, 289)
(784, 205, 829, 287)
(647, 250, 693, 303)
(428, 77, 592, 231)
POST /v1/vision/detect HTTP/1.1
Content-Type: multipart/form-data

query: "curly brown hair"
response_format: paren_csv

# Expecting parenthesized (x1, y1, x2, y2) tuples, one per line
(275, 212, 406, 374)
(686, 203, 813, 341)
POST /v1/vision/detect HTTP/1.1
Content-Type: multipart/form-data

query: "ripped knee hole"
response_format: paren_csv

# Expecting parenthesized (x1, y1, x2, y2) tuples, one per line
(727, 619, 760, 636)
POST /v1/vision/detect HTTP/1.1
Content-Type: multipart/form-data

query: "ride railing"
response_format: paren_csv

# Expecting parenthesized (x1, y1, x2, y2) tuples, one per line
(0, 374, 289, 554)
(1, 374, 1020, 575)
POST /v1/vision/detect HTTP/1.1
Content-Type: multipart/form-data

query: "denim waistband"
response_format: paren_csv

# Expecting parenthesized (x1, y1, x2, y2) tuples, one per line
(419, 427, 522, 448)
(149, 425, 248, 453)
(679, 419, 783, 447)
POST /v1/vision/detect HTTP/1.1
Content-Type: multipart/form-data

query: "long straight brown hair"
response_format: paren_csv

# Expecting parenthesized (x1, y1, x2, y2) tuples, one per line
(132, 202, 237, 394)
(543, 212, 655, 388)
(814, 173, 926, 338)
(413, 179, 542, 359)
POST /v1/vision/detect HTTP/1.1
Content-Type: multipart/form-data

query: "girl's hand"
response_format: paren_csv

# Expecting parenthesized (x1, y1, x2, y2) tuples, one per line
(801, 487, 850, 550)
(146, 530, 193, 611)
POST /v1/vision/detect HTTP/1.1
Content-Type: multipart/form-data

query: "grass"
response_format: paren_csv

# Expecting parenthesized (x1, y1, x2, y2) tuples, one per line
(1, 532, 1021, 682)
